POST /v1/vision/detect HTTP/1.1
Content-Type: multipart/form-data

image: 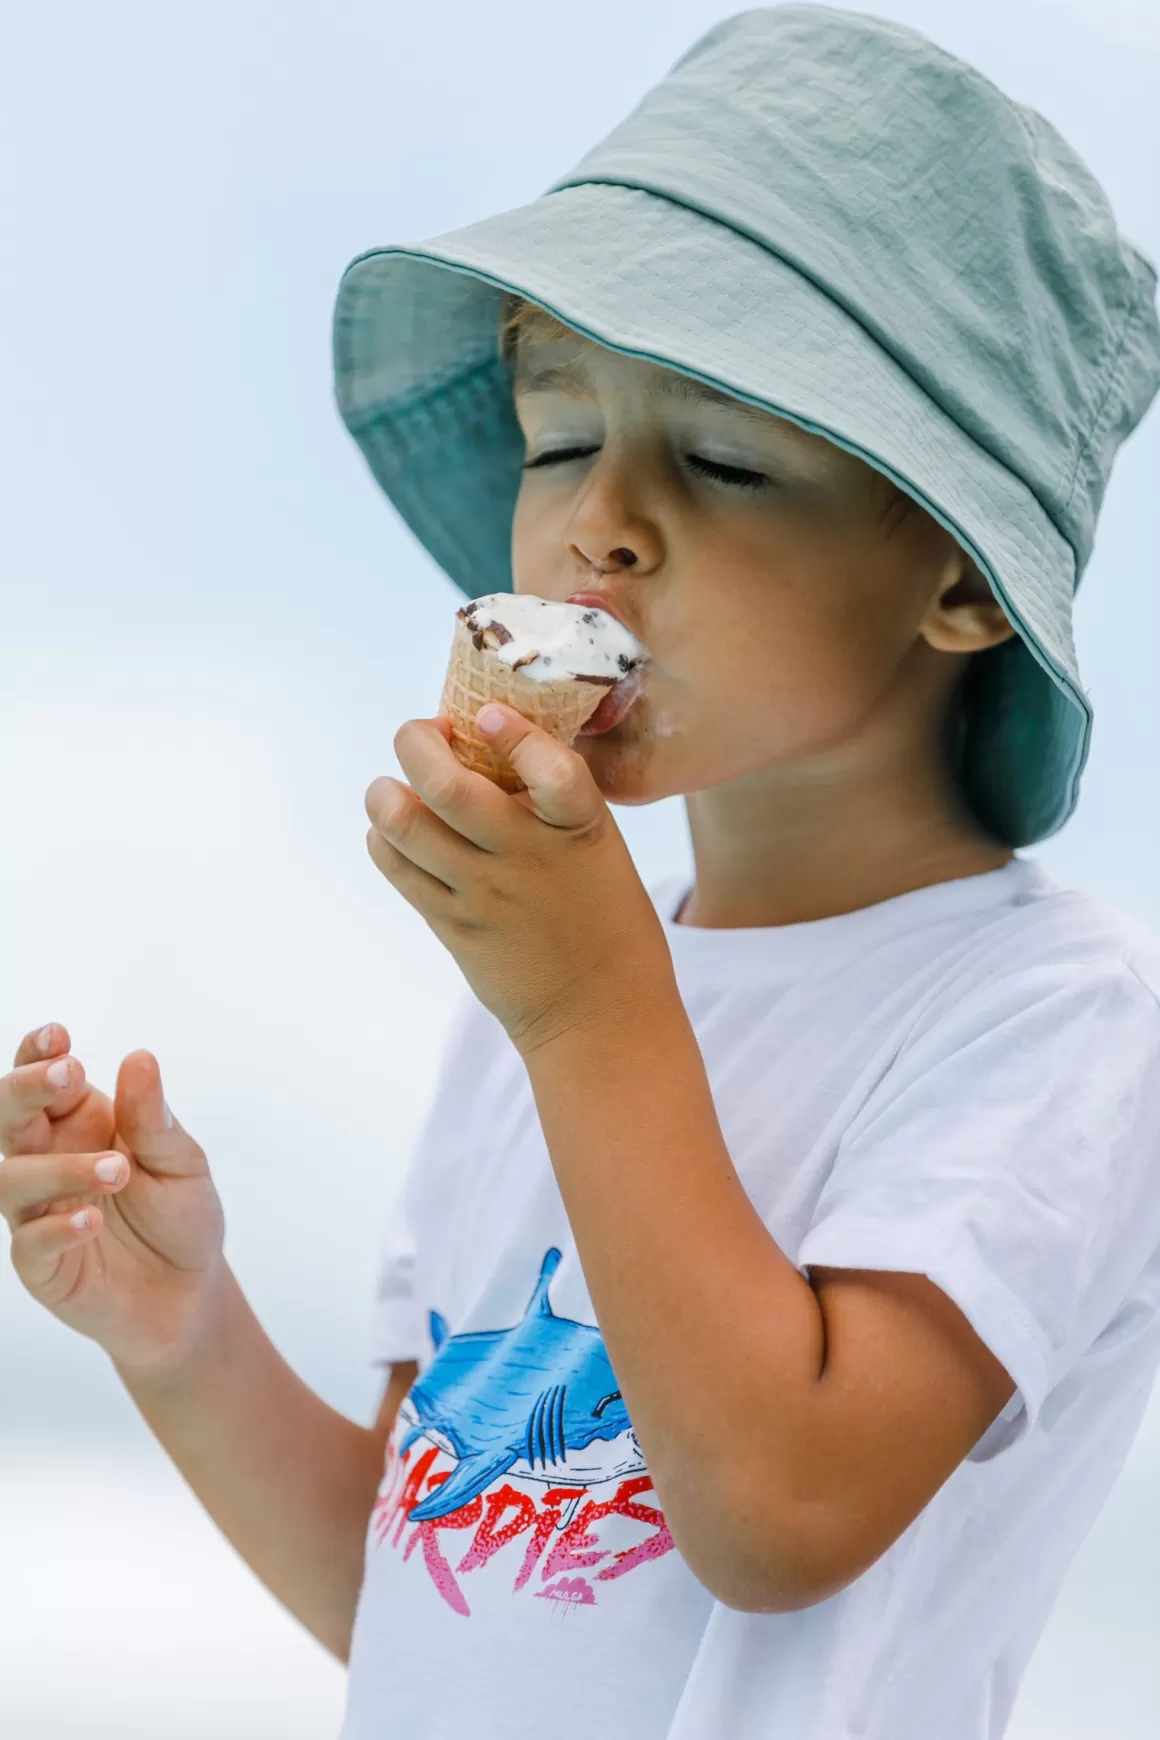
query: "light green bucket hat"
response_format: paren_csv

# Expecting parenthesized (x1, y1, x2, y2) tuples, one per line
(333, 4, 1160, 846)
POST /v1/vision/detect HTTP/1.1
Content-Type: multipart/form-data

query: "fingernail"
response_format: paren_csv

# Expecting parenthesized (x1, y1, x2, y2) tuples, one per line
(476, 704, 504, 735)
(162, 1100, 174, 1129)
(37, 1025, 55, 1053)
(70, 1209, 90, 1230)
(46, 1059, 71, 1088)
(94, 1155, 126, 1185)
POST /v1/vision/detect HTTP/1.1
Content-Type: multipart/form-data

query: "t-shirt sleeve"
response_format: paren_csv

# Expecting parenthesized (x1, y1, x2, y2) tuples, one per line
(795, 957, 1160, 1461)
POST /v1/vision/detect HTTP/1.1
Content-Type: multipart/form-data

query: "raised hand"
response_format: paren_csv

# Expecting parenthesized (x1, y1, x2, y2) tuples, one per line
(365, 707, 677, 1057)
(0, 1023, 227, 1377)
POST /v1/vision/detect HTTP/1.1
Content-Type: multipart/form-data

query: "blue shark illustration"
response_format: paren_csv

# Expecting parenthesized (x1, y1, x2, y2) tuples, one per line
(398, 1248, 645, 1523)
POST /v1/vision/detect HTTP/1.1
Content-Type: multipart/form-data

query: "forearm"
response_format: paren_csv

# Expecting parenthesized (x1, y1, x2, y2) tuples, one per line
(113, 1263, 382, 1662)
(523, 994, 827, 1609)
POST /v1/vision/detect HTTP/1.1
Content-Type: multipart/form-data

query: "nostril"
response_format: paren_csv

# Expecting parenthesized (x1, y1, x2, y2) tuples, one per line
(610, 547, 638, 566)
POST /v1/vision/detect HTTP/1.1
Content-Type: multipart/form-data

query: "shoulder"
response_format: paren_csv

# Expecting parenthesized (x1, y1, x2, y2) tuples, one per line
(931, 859, 1160, 1023)
(1023, 861, 1160, 985)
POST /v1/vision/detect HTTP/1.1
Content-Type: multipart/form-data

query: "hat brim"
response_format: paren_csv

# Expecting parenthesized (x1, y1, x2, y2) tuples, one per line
(334, 182, 1090, 845)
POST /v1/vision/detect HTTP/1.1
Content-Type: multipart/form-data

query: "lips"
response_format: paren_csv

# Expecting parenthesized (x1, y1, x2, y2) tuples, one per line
(577, 666, 644, 734)
(562, 590, 647, 735)
(565, 588, 630, 630)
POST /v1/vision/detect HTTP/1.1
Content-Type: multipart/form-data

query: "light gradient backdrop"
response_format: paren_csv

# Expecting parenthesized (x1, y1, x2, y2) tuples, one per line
(1, 1, 1157, 1735)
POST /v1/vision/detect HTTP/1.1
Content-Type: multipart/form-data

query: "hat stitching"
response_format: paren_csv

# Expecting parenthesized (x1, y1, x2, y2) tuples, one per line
(339, 350, 501, 435)
(554, 170, 1084, 557)
(1058, 273, 1151, 560)
(1009, 102, 1131, 525)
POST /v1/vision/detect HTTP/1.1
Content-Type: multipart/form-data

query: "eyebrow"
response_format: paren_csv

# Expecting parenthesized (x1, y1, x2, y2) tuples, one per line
(513, 358, 773, 423)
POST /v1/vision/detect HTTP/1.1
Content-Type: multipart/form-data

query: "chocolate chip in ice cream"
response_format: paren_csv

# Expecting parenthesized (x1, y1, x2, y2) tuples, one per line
(456, 593, 647, 685)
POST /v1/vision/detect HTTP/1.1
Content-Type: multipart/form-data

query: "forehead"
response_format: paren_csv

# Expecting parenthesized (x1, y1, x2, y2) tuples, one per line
(512, 334, 779, 428)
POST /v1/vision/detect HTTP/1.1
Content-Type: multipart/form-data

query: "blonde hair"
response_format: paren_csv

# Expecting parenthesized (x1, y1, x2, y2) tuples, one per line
(498, 293, 580, 368)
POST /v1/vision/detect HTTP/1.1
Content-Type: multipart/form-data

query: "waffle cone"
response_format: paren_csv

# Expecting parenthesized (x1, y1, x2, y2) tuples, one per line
(439, 616, 612, 792)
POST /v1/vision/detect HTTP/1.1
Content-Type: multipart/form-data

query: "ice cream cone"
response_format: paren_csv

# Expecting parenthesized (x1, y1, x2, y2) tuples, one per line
(439, 615, 611, 792)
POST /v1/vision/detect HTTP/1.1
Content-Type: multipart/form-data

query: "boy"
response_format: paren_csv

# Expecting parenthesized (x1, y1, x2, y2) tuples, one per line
(3, 9, 1160, 1738)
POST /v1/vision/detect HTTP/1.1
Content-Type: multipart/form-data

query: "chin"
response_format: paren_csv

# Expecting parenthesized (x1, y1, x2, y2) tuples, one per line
(575, 723, 689, 806)
(581, 715, 787, 803)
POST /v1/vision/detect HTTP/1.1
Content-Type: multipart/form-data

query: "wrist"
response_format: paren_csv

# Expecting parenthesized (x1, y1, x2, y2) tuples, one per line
(514, 970, 687, 1064)
(111, 1255, 242, 1392)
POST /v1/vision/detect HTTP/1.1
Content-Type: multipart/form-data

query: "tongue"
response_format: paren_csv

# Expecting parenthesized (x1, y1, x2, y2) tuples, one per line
(578, 668, 643, 735)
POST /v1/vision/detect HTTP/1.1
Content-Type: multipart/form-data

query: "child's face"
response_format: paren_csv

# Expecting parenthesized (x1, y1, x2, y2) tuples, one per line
(510, 330, 1010, 805)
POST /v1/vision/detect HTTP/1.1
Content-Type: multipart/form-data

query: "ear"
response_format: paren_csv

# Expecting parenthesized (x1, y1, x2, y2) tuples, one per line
(919, 554, 1018, 655)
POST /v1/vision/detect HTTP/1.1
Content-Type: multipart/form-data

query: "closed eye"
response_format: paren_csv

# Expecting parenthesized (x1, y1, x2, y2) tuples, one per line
(521, 446, 768, 492)
(685, 454, 768, 491)
(522, 444, 601, 470)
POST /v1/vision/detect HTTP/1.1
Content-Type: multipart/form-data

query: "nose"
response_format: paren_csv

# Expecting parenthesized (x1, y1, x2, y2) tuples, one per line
(585, 547, 637, 573)
(564, 451, 664, 579)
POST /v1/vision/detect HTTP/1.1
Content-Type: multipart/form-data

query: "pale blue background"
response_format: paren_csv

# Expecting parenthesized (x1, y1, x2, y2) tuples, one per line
(1, 1, 1157, 1734)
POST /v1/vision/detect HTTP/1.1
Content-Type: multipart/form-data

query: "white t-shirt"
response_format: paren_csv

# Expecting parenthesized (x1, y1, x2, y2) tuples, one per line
(340, 856, 1160, 1740)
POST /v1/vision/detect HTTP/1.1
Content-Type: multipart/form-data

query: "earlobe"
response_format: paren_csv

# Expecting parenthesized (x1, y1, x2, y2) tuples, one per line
(923, 603, 1017, 655)
(921, 559, 1018, 655)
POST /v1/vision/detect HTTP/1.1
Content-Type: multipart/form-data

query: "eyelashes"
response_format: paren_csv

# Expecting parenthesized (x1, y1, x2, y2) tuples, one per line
(522, 444, 601, 470)
(522, 446, 769, 492)
(684, 454, 768, 492)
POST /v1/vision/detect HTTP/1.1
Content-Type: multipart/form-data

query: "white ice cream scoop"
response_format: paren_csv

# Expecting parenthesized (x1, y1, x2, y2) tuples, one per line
(439, 594, 649, 790)
(459, 593, 647, 684)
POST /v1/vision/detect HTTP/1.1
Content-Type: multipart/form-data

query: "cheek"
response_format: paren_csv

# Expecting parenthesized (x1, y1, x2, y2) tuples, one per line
(730, 609, 878, 718)
(510, 486, 560, 587)
(656, 559, 914, 762)
(682, 573, 853, 700)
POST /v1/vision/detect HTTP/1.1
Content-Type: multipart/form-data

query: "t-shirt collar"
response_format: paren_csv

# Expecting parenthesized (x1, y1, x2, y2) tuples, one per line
(649, 856, 1053, 985)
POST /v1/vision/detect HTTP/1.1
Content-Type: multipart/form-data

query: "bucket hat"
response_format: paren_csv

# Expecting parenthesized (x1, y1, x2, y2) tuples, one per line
(333, 4, 1160, 846)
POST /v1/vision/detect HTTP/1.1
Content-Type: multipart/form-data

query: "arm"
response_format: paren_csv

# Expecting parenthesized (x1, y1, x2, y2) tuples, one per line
(365, 709, 1017, 1615)
(0, 1024, 411, 1657)
(524, 1002, 1015, 1611)
(115, 1263, 418, 1663)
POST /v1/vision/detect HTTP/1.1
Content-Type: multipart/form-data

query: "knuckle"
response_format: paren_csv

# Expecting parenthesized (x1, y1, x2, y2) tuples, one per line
(421, 769, 461, 811)
(554, 761, 589, 805)
(383, 792, 416, 838)
(369, 829, 403, 874)
(0, 1152, 95, 1224)
(0, 1151, 30, 1208)
(521, 738, 563, 779)
(367, 823, 392, 859)
(12, 1218, 67, 1284)
(569, 812, 606, 850)
(12, 1030, 40, 1069)
(10, 1217, 49, 1269)
(0, 1062, 25, 1110)
(7, 1232, 30, 1281)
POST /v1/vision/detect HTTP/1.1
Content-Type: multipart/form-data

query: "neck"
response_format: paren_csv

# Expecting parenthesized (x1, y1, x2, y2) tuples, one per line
(679, 721, 1012, 930)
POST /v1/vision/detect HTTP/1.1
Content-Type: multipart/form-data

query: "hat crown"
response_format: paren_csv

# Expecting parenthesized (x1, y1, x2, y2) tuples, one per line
(552, 4, 1160, 577)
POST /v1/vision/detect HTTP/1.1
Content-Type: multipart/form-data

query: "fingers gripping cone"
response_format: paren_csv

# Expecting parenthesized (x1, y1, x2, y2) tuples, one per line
(439, 614, 610, 792)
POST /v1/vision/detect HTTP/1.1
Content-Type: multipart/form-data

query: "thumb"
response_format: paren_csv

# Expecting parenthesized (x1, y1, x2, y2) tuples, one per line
(113, 1050, 204, 1177)
(474, 702, 605, 829)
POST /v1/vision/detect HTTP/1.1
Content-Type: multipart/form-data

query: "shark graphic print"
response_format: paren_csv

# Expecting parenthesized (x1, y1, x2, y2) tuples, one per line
(370, 1248, 676, 1615)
